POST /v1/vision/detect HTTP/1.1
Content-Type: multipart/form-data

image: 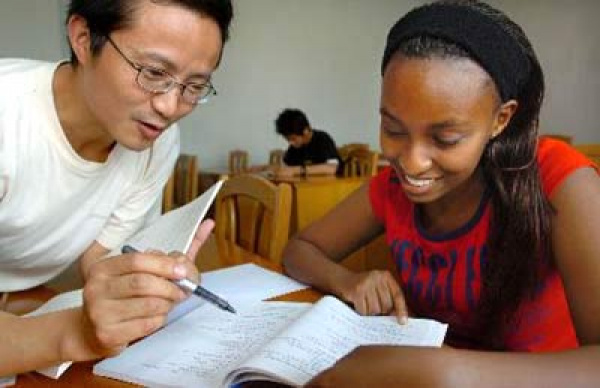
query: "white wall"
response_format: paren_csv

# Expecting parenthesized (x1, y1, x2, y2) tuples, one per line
(1, 1, 598, 169)
(489, 0, 600, 144)
(1, 0, 66, 61)
(182, 0, 420, 168)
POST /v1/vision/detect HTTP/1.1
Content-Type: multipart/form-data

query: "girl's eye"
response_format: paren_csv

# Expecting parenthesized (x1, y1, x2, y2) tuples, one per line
(382, 127, 408, 138)
(434, 136, 462, 147)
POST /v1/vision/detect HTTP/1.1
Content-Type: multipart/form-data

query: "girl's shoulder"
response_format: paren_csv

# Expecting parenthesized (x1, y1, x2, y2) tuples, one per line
(537, 137, 598, 197)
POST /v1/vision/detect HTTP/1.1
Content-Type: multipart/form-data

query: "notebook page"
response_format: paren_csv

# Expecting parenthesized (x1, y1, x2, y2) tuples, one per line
(226, 295, 448, 386)
(109, 180, 223, 256)
(93, 301, 310, 388)
(201, 263, 308, 303)
(168, 263, 309, 324)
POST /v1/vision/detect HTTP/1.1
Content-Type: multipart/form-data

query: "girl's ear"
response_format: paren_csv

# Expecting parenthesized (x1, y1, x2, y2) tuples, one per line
(66, 14, 93, 65)
(492, 99, 518, 139)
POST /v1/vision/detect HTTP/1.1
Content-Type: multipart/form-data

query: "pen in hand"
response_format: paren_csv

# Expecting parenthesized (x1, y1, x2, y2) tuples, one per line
(121, 245, 236, 314)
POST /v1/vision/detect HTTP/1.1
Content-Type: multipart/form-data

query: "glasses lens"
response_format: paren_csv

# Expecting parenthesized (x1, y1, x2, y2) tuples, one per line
(137, 68, 172, 93)
(184, 83, 215, 105)
(137, 67, 216, 105)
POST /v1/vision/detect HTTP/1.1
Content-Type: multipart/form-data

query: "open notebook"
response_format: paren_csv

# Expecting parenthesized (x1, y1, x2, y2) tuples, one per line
(30, 180, 223, 379)
(94, 296, 448, 387)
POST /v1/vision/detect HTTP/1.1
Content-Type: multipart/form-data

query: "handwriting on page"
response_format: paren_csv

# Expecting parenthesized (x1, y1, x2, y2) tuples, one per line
(236, 296, 444, 386)
(95, 302, 310, 387)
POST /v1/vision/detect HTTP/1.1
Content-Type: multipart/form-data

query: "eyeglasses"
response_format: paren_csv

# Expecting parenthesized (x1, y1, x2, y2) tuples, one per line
(105, 35, 216, 105)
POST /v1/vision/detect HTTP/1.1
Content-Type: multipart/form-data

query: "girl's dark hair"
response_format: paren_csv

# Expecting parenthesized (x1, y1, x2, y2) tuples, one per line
(67, 0, 233, 65)
(386, 0, 553, 349)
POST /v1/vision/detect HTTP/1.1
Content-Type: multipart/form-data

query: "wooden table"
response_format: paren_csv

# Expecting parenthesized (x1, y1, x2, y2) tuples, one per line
(12, 236, 321, 387)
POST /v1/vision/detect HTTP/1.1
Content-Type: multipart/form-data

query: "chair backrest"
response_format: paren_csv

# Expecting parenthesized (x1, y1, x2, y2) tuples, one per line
(342, 147, 379, 177)
(269, 149, 284, 166)
(574, 143, 600, 166)
(215, 175, 292, 264)
(228, 149, 249, 174)
(162, 154, 199, 213)
(337, 143, 369, 162)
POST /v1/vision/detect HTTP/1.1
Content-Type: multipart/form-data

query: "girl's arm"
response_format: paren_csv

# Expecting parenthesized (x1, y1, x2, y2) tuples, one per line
(283, 184, 408, 320)
(283, 184, 382, 288)
(550, 167, 600, 345)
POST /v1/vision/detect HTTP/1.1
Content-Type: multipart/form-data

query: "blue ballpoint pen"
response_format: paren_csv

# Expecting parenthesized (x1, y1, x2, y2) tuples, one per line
(121, 245, 236, 314)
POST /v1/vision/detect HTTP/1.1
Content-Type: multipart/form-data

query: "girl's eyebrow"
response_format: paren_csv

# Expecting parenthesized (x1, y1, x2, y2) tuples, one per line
(380, 107, 468, 132)
(428, 120, 468, 131)
(380, 107, 405, 127)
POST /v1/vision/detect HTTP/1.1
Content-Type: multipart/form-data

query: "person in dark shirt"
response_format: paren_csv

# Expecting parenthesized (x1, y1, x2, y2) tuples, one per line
(274, 109, 342, 177)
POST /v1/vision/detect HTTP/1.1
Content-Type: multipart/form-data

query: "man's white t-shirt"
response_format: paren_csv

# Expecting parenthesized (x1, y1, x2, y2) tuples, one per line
(0, 59, 180, 291)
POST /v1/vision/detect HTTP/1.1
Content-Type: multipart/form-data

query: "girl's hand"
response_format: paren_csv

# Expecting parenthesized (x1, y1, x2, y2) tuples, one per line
(338, 270, 408, 323)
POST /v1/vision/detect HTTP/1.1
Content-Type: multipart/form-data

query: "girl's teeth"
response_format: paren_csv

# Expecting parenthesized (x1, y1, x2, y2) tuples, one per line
(405, 175, 434, 187)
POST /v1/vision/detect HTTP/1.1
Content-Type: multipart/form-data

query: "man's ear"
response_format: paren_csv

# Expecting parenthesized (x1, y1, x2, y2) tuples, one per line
(491, 99, 518, 139)
(66, 14, 93, 65)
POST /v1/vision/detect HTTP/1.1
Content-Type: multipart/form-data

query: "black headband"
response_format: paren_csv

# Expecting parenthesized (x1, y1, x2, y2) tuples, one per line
(381, 2, 530, 101)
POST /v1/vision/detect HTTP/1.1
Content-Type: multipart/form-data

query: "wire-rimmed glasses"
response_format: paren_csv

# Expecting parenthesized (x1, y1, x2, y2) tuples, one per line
(105, 35, 216, 105)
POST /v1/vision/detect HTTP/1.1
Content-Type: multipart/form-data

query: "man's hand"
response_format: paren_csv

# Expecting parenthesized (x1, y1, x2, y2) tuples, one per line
(64, 220, 215, 360)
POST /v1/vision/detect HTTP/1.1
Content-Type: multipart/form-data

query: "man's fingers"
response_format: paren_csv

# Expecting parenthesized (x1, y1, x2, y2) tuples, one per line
(99, 251, 188, 281)
(92, 315, 167, 351)
(90, 296, 174, 325)
(92, 272, 186, 302)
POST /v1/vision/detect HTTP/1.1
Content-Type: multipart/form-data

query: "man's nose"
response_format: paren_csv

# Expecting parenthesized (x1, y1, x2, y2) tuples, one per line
(151, 87, 182, 120)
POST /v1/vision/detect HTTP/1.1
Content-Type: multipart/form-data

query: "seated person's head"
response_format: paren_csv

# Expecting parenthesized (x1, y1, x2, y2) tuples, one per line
(275, 109, 312, 148)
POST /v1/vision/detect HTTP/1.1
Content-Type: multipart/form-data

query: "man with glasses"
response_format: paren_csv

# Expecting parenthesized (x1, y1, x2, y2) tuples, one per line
(0, 0, 232, 376)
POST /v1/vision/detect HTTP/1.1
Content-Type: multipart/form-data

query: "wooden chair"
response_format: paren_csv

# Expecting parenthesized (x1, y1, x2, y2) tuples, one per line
(574, 143, 600, 166)
(269, 149, 285, 166)
(228, 149, 249, 174)
(342, 147, 379, 177)
(337, 143, 369, 163)
(215, 175, 292, 264)
(162, 154, 199, 213)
